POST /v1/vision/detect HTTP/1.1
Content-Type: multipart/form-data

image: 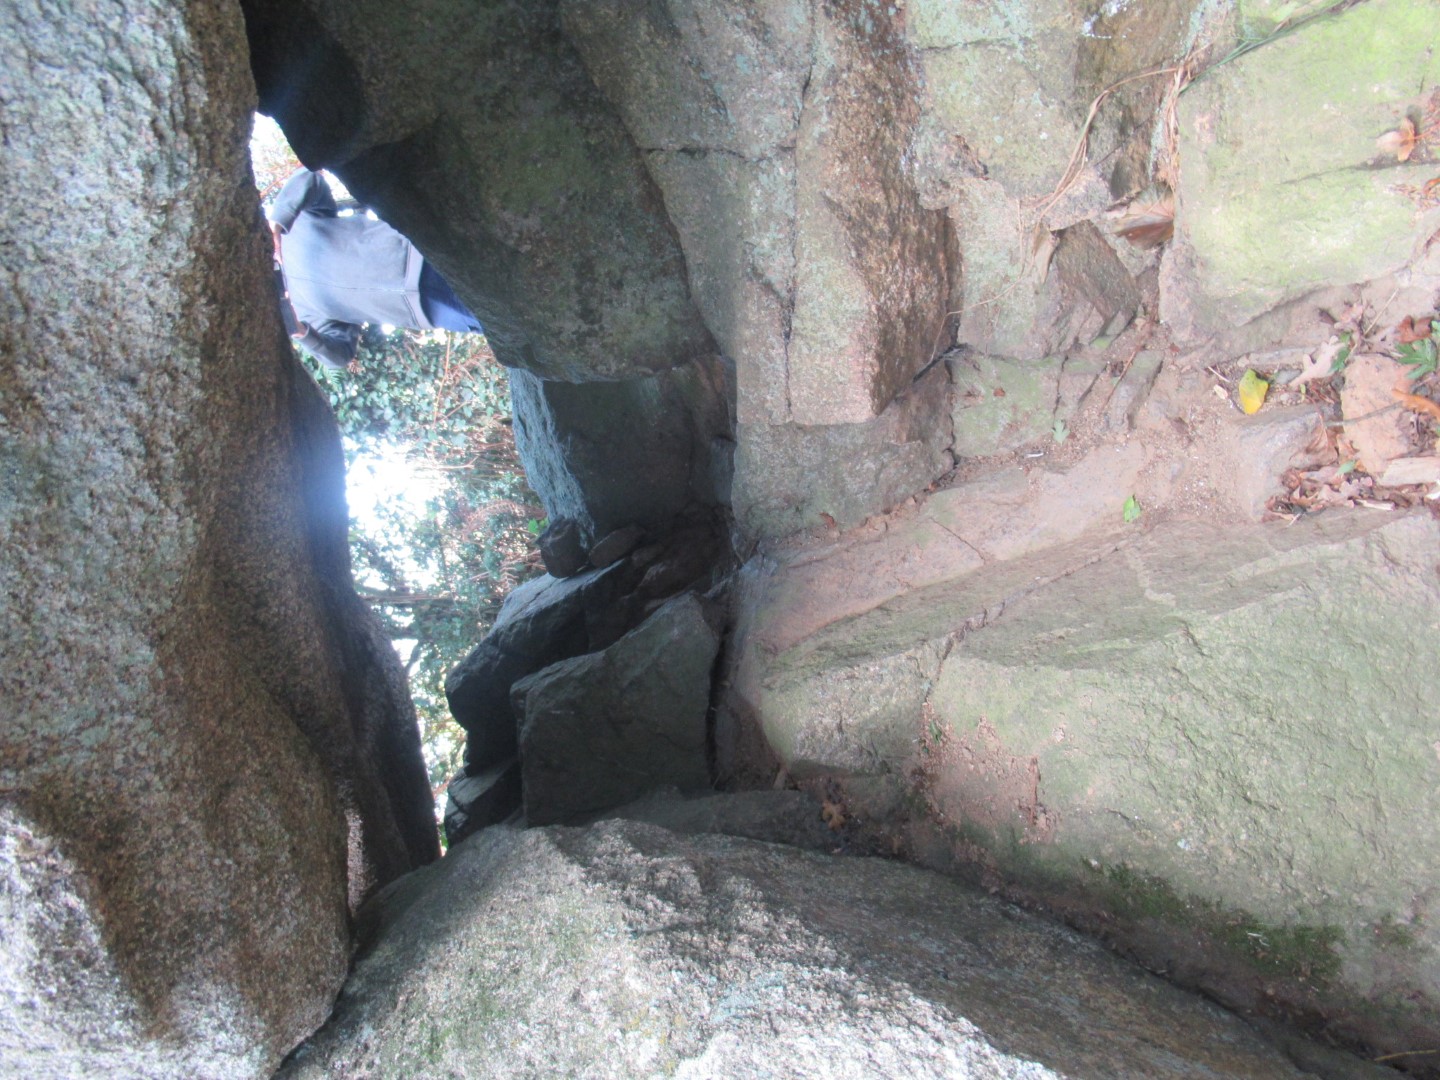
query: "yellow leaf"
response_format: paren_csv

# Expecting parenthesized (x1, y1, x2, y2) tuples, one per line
(1237, 369, 1269, 414)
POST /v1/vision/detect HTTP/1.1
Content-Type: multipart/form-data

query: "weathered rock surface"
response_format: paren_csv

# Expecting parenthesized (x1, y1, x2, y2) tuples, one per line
(733, 361, 953, 537)
(446, 564, 634, 774)
(602, 788, 838, 853)
(279, 818, 1311, 1078)
(441, 758, 523, 848)
(726, 508, 1440, 1063)
(515, 594, 719, 825)
(563, 0, 957, 429)
(509, 360, 732, 549)
(588, 524, 645, 568)
(557, 1, 962, 538)
(445, 522, 727, 795)
(950, 353, 1062, 459)
(1, 0, 436, 1075)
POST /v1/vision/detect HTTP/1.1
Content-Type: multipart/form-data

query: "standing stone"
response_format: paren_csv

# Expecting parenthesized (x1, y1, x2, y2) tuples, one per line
(1, 1, 436, 1075)
(537, 517, 587, 578)
(445, 563, 635, 772)
(515, 595, 719, 825)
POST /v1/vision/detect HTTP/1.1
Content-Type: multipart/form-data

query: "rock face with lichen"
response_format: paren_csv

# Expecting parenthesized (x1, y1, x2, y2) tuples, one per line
(0, 1, 437, 1075)
(724, 507, 1440, 1062)
(1165, 0, 1440, 339)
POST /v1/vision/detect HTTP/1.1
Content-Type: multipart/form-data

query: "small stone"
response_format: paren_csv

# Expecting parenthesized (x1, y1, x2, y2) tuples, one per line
(538, 517, 587, 578)
(587, 525, 645, 568)
(443, 758, 523, 848)
(1380, 456, 1440, 487)
(1217, 407, 1332, 519)
(949, 354, 1062, 458)
(1100, 350, 1165, 434)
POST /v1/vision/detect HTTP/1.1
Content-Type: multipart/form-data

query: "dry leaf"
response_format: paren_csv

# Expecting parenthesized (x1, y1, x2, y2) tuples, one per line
(1397, 315, 1434, 344)
(1112, 193, 1175, 248)
(1377, 117, 1419, 162)
(1329, 303, 1368, 341)
(1393, 387, 1440, 420)
(1294, 338, 1345, 385)
(821, 799, 846, 831)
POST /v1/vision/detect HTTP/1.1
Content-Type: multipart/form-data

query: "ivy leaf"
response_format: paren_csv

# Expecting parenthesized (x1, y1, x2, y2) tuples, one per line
(1123, 494, 1142, 523)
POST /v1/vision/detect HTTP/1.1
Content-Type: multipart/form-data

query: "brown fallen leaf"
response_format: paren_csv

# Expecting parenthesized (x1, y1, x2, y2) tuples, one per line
(1393, 387, 1440, 421)
(821, 799, 846, 831)
(1397, 315, 1434, 344)
(1112, 193, 1175, 249)
(1377, 117, 1419, 162)
(1294, 338, 1346, 385)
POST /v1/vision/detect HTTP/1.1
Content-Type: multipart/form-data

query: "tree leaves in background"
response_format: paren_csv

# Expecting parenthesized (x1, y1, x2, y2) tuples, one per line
(300, 329, 543, 802)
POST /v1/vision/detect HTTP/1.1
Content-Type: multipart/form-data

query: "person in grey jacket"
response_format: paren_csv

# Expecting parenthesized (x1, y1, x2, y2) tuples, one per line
(268, 168, 483, 369)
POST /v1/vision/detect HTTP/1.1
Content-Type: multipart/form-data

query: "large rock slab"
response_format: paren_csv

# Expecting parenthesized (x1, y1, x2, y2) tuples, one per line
(514, 594, 719, 825)
(1, 0, 436, 1074)
(907, 0, 1194, 361)
(727, 508, 1440, 1062)
(559, 0, 959, 544)
(1165, 0, 1440, 339)
(279, 818, 1310, 1078)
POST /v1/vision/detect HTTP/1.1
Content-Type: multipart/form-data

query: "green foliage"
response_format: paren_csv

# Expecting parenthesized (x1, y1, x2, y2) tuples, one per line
(250, 114, 303, 202)
(1396, 337, 1439, 380)
(299, 329, 542, 801)
(1122, 494, 1142, 523)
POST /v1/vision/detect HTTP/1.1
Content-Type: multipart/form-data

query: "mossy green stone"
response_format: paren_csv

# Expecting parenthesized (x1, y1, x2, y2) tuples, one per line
(1177, 0, 1440, 325)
